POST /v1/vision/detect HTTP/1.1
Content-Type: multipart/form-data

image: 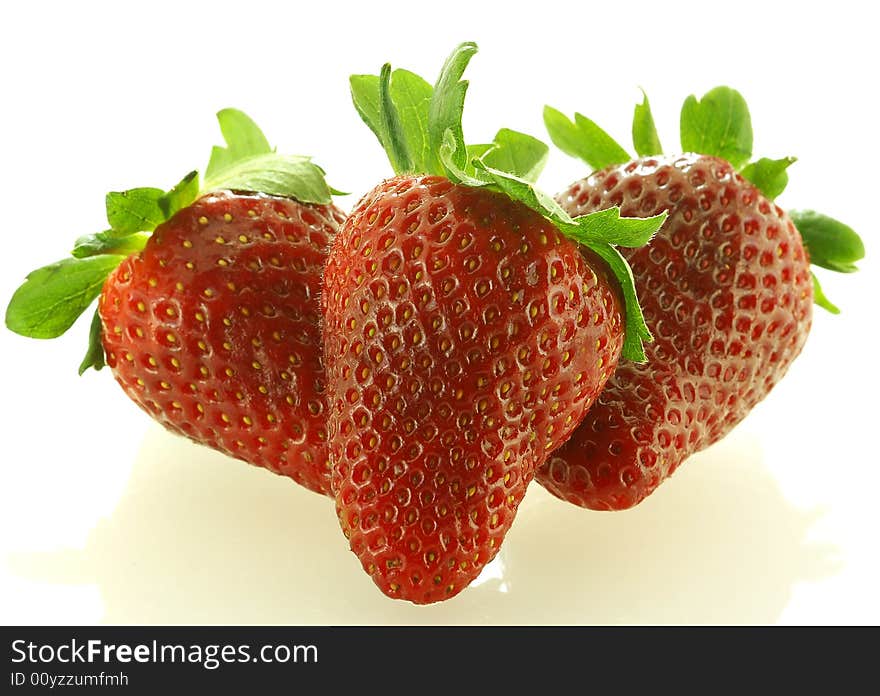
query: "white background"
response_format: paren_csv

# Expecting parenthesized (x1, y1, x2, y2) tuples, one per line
(1, 0, 877, 625)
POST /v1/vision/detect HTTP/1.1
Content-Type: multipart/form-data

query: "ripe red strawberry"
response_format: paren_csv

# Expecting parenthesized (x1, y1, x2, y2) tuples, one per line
(6, 110, 343, 493)
(539, 88, 864, 510)
(325, 44, 665, 602)
(100, 190, 343, 493)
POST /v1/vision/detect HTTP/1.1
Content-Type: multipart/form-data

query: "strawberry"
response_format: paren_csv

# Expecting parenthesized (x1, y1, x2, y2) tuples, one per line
(6, 110, 344, 494)
(539, 88, 864, 510)
(324, 43, 665, 602)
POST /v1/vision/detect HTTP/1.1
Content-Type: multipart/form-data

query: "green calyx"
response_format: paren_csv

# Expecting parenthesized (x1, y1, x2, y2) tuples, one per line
(5, 110, 338, 373)
(544, 86, 866, 315)
(351, 42, 666, 362)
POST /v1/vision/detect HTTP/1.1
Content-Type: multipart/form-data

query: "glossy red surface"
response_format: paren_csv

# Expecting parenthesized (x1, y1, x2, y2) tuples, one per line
(100, 191, 345, 494)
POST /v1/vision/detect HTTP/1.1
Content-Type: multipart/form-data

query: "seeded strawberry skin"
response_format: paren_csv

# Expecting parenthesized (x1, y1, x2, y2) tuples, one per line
(99, 191, 345, 494)
(323, 175, 623, 602)
(538, 154, 813, 510)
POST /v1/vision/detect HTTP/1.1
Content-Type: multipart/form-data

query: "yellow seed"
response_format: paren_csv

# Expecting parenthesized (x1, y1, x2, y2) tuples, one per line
(195, 312, 205, 322)
(239, 234, 248, 243)
(215, 236, 225, 244)
(182, 240, 193, 248)
(136, 301, 146, 312)
(259, 385, 268, 394)
(242, 416, 253, 426)
(198, 216, 209, 225)
(148, 356, 157, 367)
(171, 358, 180, 368)
(223, 213, 232, 222)
(176, 282, 184, 291)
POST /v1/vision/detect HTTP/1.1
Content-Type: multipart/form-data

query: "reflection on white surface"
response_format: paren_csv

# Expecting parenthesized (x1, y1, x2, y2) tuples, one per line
(471, 555, 509, 593)
(6, 426, 839, 624)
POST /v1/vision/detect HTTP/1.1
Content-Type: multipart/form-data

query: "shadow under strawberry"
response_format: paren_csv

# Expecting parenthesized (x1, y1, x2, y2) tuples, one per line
(4, 424, 838, 624)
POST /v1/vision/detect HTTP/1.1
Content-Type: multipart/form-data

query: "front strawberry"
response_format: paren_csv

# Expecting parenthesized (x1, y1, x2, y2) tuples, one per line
(6, 111, 344, 494)
(539, 89, 864, 510)
(324, 44, 666, 602)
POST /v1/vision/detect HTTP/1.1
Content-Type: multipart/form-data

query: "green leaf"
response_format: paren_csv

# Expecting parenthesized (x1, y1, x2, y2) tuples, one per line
(543, 105, 631, 171)
(480, 129, 548, 184)
(571, 112, 632, 168)
(680, 86, 753, 168)
(202, 153, 332, 204)
(350, 69, 435, 174)
(72, 231, 150, 259)
(78, 308, 106, 375)
(428, 41, 478, 177)
(350, 74, 388, 153)
(6, 255, 125, 339)
(467, 143, 494, 160)
(388, 69, 434, 173)
(105, 188, 165, 234)
(472, 159, 666, 362)
(205, 108, 272, 179)
(379, 63, 414, 174)
(567, 207, 664, 248)
(159, 170, 200, 218)
(789, 210, 864, 273)
(438, 129, 490, 187)
(632, 89, 663, 156)
(473, 159, 569, 220)
(584, 242, 653, 362)
(811, 271, 840, 314)
(740, 157, 796, 200)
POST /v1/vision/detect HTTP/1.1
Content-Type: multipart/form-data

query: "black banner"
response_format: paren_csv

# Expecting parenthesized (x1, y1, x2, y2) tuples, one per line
(1, 625, 873, 691)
